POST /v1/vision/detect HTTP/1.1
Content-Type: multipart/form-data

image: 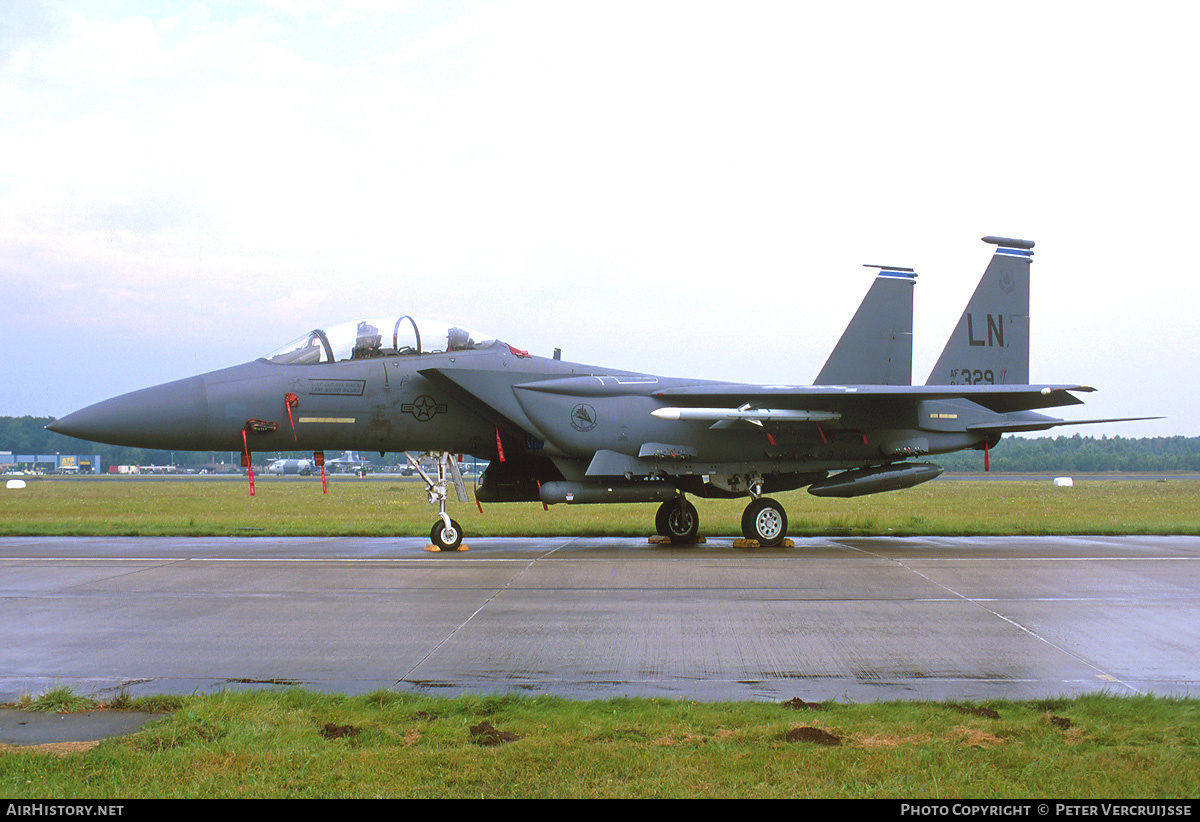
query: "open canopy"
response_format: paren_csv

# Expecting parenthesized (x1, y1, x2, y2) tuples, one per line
(265, 316, 499, 365)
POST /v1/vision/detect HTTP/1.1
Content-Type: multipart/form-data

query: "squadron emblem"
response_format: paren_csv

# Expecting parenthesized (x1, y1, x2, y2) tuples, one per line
(570, 403, 598, 432)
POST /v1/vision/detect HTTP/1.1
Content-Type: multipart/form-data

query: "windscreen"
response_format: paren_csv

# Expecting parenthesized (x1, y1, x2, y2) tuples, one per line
(266, 317, 498, 364)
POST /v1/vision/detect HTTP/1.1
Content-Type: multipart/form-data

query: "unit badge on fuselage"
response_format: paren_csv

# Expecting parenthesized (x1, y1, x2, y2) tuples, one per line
(571, 403, 598, 432)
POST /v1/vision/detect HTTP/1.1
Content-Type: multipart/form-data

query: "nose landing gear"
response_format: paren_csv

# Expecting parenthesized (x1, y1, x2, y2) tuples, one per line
(430, 514, 464, 552)
(408, 452, 470, 552)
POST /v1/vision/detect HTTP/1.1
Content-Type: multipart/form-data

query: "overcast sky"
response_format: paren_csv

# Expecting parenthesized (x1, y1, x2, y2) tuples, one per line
(2, 1, 1196, 438)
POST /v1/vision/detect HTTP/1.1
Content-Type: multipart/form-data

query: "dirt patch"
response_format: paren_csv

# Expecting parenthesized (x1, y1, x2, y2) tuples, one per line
(651, 732, 710, 746)
(856, 733, 927, 748)
(469, 721, 520, 746)
(783, 726, 842, 746)
(950, 703, 1000, 720)
(1048, 714, 1074, 730)
(320, 723, 361, 740)
(951, 727, 1002, 748)
(0, 741, 101, 757)
(781, 698, 829, 710)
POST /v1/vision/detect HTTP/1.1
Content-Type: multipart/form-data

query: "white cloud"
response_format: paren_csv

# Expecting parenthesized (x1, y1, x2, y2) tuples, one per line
(1, 1, 1196, 436)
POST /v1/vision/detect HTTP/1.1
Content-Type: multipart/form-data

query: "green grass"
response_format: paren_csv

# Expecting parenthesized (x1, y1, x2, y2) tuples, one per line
(4, 484, 1197, 797)
(17, 686, 97, 713)
(1, 476, 1198, 537)
(2, 688, 1197, 798)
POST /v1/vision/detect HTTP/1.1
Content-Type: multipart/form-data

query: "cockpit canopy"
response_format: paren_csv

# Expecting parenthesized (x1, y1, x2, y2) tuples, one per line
(265, 316, 499, 365)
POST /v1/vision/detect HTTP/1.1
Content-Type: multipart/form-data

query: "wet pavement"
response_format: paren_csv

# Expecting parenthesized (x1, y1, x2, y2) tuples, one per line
(0, 708, 165, 746)
(2, 534, 1198, 710)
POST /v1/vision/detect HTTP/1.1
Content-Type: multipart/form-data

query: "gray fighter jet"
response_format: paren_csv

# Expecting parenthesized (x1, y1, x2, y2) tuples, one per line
(48, 236, 1152, 549)
(266, 458, 314, 476)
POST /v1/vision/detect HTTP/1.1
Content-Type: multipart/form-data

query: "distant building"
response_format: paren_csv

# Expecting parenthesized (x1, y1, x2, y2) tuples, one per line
(0, 452, 102, 473)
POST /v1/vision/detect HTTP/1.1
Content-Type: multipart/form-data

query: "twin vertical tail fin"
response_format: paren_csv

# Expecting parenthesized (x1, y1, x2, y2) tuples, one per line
(815, 265, 916, 386)
(925, 236, 1033, 386)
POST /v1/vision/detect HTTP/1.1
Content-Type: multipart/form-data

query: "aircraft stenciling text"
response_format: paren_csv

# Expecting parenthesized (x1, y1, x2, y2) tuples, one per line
(949, 368, 996, 385)
(966, 313, 1005, 348)
(309, 379, 367, 396)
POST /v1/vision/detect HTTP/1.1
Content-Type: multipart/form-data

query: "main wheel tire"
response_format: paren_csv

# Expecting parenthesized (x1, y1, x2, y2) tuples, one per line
(430, 518, 463, 551)
(741, 497, 787, 546)
(655, 498, 700, 543)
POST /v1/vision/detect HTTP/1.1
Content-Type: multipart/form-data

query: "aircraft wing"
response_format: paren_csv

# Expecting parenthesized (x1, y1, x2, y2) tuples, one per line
(510, 375, 1115, 441)
(646, 382, 1095, 414)
(643, 383, 1157, 435)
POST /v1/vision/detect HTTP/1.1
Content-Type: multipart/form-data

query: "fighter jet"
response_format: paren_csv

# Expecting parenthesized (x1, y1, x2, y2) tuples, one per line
(266, 458, 314, 476)
(325, 450, 372, 475)
(48, 236, 1152, 549)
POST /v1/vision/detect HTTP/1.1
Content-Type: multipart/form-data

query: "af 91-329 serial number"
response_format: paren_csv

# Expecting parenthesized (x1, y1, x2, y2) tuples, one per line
(950, 368, 995, 385)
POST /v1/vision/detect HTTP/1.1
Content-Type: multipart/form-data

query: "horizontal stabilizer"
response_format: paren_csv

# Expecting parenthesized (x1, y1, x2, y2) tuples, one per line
(968, 415, 1164, 434)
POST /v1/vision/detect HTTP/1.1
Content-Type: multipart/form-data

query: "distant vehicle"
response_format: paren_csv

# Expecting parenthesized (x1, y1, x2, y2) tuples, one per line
(266, 458, 314, 476)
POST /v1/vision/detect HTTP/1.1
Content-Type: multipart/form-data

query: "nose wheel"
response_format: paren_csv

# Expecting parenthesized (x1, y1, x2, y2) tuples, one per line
(409, 452, 471, 552)
(741, 497, 787, 547)
(431, 515, 464, 551)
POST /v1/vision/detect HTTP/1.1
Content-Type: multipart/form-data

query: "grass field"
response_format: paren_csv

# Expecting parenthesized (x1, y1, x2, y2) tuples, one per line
(2, 475, 1198, 537)
(4, 476, 1198, 798)
(3, 689, 1199, 799)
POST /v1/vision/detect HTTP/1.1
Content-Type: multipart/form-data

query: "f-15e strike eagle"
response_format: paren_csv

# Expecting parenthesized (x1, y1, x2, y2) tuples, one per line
(49, 236, 1151, 550)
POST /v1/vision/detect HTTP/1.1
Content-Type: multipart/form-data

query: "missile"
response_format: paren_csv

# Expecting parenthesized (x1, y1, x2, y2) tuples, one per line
(652, 407, 841, 423)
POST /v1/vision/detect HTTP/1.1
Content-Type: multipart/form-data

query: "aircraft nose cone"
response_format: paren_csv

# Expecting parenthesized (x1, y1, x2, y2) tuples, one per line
(48, 375, 209, 450)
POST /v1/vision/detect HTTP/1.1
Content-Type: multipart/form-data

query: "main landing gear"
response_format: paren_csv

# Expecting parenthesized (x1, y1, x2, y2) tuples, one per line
(741, 497, 787, 547)
(654, 491, 790, 547)
(407, 452, 470, 552)
(655, 497, 700, 543)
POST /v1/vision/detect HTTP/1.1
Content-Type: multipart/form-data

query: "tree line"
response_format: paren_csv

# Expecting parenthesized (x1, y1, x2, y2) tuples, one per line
(0, 415, 400, 471)
(3, 415, 1199, 473)
(2, 415, 180, 470)
(937, 433, 1200, 473)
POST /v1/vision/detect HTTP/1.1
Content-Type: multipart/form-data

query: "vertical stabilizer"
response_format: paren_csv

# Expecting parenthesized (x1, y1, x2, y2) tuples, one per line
(816, 266, 915, 385)
(925, 236, 1033, 386)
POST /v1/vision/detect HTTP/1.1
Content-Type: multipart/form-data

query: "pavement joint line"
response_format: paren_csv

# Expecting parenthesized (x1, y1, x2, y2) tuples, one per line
(393, 553, 547, 688)
(835, 540, 1148, 696)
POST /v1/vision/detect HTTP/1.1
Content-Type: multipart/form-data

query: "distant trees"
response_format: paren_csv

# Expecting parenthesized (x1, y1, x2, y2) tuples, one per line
(0, 416, 396, 470)
(3, 416, 1198, 474)
(1, 416, 182, 470)
(937, 434, 1200, 473)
